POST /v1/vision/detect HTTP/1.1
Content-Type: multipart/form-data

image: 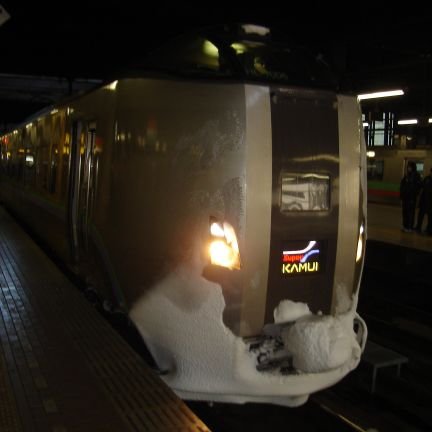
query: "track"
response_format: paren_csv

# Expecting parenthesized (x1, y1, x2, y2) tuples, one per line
(186, 398, 364, 432)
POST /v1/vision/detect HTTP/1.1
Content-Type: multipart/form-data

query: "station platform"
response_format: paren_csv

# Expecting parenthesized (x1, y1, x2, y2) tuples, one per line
(367, 202, 432, 252)
(0, 206, 209, 432)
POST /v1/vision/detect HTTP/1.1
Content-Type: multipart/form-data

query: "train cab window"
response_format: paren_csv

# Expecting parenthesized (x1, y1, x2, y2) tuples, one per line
(280, 173, 330, 212)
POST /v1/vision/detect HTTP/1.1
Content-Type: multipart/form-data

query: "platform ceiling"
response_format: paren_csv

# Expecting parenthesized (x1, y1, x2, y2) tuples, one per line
(1, 2, 432, 124)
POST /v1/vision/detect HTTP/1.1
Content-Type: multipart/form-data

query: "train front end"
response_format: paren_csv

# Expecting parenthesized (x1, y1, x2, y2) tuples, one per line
(238, 85, 366, 405)
(129, 25, 367, 407)
(186, 87, 367, 407)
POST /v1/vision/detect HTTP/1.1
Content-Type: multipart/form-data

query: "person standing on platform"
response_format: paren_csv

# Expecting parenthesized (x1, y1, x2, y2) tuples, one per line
(415, 167, 432, 235)
(399, 161, 421, 232)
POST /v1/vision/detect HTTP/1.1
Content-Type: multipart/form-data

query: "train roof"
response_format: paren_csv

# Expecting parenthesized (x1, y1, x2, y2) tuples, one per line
(1, 24, 348, 135)
(135, 24, 338, 90)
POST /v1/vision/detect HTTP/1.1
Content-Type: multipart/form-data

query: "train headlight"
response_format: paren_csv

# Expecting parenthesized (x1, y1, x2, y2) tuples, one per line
(356, 223, 365, 262)
(209, 219, 241, 270)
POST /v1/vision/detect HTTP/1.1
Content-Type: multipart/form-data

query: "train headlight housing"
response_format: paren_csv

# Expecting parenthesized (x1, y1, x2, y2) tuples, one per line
(209, 219, 241, 270)
(356, 223, 365, 263)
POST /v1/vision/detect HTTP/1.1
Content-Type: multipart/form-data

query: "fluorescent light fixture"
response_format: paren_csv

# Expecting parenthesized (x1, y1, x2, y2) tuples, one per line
(203, 40, 218, 57)
(357, 90, 404, 101)
(231, 42, 247, 54)
(366, 151, 375, 158)
(397, 119, 417, 125)
(105, 80, 118, 91)
(241, 24, 270, 36)
(362, 122, 369, 127)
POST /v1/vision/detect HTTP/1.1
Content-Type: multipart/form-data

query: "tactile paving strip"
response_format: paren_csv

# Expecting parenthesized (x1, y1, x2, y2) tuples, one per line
(0, 206, 210, 432)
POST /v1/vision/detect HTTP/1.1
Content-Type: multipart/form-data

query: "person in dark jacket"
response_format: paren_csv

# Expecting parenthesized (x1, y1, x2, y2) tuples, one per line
(415, 168, 432, 234)
(400, 161, 422, 232)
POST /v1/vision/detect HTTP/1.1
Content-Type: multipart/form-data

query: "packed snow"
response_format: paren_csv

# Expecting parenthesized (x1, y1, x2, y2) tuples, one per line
(130, 262, 365, 406)
(273, 299, 311, 323)
(282, 315, 355, 372)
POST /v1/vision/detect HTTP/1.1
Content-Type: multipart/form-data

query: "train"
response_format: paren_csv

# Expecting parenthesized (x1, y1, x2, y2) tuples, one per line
(368, 147, 432, 205)
(0, 24, 367, 407)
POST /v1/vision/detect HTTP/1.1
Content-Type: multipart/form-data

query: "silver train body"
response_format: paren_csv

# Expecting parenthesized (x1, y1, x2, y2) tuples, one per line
(0, 28, 367, 406)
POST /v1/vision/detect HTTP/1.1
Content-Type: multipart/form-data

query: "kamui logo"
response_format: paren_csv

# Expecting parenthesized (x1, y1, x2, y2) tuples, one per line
(281, 241, 320, 275)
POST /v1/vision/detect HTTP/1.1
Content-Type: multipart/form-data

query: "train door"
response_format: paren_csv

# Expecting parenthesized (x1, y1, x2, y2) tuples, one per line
(68, 120, 97, 264)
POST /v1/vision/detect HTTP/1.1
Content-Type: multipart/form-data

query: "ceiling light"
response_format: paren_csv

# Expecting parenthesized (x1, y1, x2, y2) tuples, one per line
(397, 119, 417, 125)
(357, 90, 404, 101)
(428, 118, 432, 123)
(105, 80, 118, 91)
(241, 24, 270, 36)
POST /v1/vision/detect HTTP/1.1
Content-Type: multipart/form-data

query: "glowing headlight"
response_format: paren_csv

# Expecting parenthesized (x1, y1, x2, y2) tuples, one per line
(209, 219, 241, 270)
(356, 223, 365, 263)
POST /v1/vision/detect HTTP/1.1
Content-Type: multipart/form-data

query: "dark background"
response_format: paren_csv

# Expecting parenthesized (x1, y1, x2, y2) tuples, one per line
(1, 2, 432, 126)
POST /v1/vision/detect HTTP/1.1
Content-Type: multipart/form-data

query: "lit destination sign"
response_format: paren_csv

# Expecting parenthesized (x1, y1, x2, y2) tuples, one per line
(281, 240, 324, 276)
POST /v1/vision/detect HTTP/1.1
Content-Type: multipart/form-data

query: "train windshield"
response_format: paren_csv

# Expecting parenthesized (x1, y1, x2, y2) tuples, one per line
(143, 25, 336, 89)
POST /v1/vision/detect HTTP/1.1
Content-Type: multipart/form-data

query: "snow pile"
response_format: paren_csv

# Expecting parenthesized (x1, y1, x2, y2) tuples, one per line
(333, 282, 353, 314)
(282, 314, 354, 373)
(273, 299, 311, 323)
(130, 263, 363, 405)
(130, 263, 242, 392)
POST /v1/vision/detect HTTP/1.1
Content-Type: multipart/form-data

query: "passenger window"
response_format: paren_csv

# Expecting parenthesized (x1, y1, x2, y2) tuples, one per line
(49, 144, 59, 194)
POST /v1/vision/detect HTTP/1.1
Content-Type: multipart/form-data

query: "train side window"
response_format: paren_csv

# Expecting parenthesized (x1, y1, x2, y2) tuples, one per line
(36, 144, 50, 192)
(416, 161, 424, 176)
(25, 154, 35, 168)
(404, 159, 424, 177)
(24, 144, 36, 189)
(16, 150, 24, 182)
(49, 144, 59, 194)
(367, 159, 384, 181)
(60, 134, 70, 200)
